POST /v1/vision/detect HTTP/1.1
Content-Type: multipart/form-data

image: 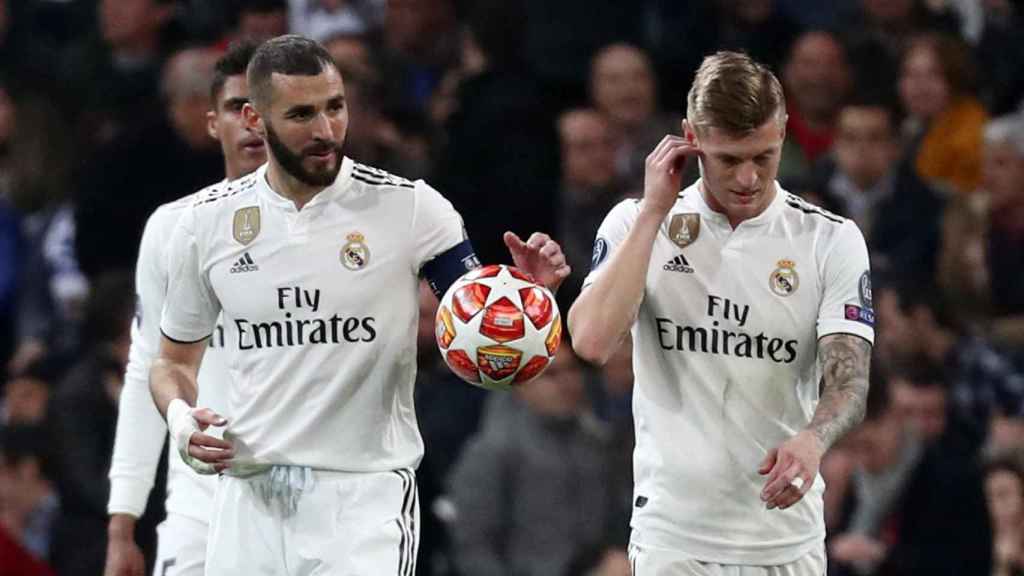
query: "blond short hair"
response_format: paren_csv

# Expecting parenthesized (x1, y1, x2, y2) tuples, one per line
(686, 51, 786, 135)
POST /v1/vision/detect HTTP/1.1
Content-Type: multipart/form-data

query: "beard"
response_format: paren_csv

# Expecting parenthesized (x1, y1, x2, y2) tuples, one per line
(265, 122, 344, 187)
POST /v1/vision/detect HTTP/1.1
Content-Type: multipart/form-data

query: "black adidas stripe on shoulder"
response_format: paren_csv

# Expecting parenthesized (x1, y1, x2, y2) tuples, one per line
(352, 163, 415, 189)
(784, 194, 843, 224)
(193, 173, 258, 207)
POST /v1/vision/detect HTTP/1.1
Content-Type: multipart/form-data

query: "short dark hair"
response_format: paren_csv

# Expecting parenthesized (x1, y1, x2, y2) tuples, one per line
(247, 34, 337, 110)
(211, 40, 260, 106)
(840, 89, 903, 132)
(0, 425, 54, 480)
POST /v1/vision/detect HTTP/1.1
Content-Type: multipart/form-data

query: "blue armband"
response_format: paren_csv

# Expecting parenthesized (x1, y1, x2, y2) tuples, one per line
(421, 239, 481, 298)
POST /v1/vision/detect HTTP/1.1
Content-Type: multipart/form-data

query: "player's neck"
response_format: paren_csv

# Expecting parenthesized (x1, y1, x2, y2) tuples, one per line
(265, 161, 325, 211)
(700, 181, 777, 229)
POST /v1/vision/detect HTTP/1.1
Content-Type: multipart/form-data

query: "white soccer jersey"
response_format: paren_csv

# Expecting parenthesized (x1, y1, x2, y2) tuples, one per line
(584, 183, 874, 565)
(160, 158, 464, 472)
(108, 184, 231, 522)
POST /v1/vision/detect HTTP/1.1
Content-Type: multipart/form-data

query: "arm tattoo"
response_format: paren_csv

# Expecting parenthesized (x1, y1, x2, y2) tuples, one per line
(809, 334, 872, 451)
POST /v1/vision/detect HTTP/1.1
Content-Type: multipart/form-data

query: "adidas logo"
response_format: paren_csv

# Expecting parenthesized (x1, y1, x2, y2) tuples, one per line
(663, 254, 694, 273)
(230, 252, 259, 274)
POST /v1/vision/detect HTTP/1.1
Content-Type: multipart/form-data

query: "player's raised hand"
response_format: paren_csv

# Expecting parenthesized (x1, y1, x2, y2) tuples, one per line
(757, 430, 823, 510)
(642, 134, 699, 216)
(504, 231, 571, 293)
(167, 400, 234, 474)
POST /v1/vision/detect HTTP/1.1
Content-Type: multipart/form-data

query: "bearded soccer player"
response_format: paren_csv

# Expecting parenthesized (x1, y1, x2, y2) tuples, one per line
(570, 51, 873, 575)
(104, 42, 266, 576)
(149, 35, 569, 574)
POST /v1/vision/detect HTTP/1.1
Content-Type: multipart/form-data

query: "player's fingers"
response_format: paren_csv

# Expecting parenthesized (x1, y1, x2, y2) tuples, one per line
(503, 231, 526, 252)
(658, 142, 700, 171)
(555, 264, 571, 279)
(651, 136, 689, 167)
(192, 408, 228, 428)
(190, 431, 233, 451)
(188, 442, 234, 463)
(762, 461, 801, 504)
(646, 134, 676, 164)
(526, 232, 552, 250)
(545, 252, 567, 269)
(540, 242, 562, 260)
(768, 484, 803, 510)
(758, 447, 778, 475)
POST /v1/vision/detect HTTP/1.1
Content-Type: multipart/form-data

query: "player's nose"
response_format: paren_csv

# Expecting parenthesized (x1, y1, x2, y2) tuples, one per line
(737, 163, 759, 189)
(310, 112, 333, 139)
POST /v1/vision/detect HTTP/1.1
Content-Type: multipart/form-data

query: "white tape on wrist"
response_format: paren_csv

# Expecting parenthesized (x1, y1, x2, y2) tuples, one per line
(167, 399, 216, 475)
(790, 477, 805, 490)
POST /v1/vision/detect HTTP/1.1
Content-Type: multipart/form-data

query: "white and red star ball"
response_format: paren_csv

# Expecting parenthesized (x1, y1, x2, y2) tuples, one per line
(435, 264, 562, 390)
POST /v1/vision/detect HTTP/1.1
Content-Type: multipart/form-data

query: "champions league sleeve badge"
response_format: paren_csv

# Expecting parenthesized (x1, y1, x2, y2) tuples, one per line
(233, 206, 261, 245)
(769, 259, 799, 297)
(341, 232, 370, 270)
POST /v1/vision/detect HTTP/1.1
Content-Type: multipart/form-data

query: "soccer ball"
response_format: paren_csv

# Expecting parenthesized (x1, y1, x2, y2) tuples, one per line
(435, 264, 562, 390)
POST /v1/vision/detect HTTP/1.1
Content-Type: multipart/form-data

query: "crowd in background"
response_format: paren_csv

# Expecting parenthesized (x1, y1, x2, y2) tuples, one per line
(0, 0, 1023, 575)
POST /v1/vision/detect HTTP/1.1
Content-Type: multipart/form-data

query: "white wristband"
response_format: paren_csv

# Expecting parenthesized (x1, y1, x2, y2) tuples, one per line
(166, 399, 216, 475)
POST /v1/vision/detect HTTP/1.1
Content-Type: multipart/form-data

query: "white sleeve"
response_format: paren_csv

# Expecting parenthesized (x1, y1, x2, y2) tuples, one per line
(107, 209, 173, 516)
(411, 180, 465, 269)
(817, 220, 875, 344)
(581, 199, 641, 288)
(160, 206, 221, 342)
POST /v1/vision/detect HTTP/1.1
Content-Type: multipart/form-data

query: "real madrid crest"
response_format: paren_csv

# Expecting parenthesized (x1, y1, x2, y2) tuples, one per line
(232, 206, 261, 245)
(341, 232, 370, 270)
(769, 259, 799, 297)
(669, 213, 700, 248)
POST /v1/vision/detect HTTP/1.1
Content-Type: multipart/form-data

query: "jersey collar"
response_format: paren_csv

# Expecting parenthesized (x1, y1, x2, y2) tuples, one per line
(256, 156, 354, 211)
(690, 180, 787, 230)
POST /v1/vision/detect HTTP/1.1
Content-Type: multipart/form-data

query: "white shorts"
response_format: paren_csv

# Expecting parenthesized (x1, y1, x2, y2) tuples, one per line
(206, 467, 419, 576)
(153, 513, 208, 576)
(628, 543, 826, 576)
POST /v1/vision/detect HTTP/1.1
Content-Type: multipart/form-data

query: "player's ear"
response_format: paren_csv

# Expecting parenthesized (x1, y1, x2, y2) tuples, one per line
(682, 120, 698, 146)
(207, 109, 219, 141)
(242, 102, 265, 137)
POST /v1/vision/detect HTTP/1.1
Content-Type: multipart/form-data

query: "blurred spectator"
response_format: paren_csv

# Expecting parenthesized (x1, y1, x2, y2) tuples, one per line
(0, 0, 64, 94)
(814, 91, 944, 283)
(289, 0, 380, 42)
(434, 0, 559, 266)
(712, 0, 802, 75)
(975, 0, 1024, 115)
(589, 43, 682, 192)
(0, 84, 81, 375)
(829, 368, 992, 575)
(48, 272, 159, 576)
(222, 0, 290, 45)
(324, 30, 373, 79)
(779, 30, 852, 185)
(937, 113, 1024, 344)
(554, 108, 623, 304)
(74, 46, 223, 279)
(0, 425, 58, 564)
(379, 0, 458, 113)
(899, 32, 989, 195)
(61, 0, 182, 148)
(449, 344, 619, 576)
(0, 359, 57, 426)
(984, 452, 1024, 576)
(414, 281, 487, 575)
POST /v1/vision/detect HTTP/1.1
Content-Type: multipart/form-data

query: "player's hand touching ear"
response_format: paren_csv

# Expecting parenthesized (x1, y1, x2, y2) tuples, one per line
(504, 231, 571, 293)
(642, 134, 699, 216)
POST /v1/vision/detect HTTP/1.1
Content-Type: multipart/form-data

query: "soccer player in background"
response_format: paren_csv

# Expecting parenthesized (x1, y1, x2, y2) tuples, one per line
(149, 35, 569, 574)
(569, 51, 873, 574)
(104, 41, 266, 576)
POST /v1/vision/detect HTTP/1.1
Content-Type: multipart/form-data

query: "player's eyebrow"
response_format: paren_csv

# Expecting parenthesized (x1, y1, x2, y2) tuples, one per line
(222, 97, 248, 110)
(326, 95, 345, 107)
(284, 103, 316, 117)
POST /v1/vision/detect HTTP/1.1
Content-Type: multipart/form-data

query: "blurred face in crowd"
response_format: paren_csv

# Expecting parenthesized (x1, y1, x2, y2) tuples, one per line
(783, 32, 851, 124)
(720, 0, 775, 23)
(209, 75, 266, 180)
(982, 139, 1024, 212)
(325, 35, 373, 80)
(985, 468, 1023, 534)
(0, 450, 47, 520)
(247, 65, 349, 188)
(559, 110, 617, 191)
(1, 376, 48, 425)
(835, 106, 900, 189)
(238, 8, 289, 43)
(891, 378, 947, 443)
(519, 344, 586, 419)
(101, 0, 172, 51)
(899, 43, 951, 121)
(861, 0, 915, 25)
(591, 44, 657, 131)
(386, 0, 454, 56)
(688, 116, 785, 226)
